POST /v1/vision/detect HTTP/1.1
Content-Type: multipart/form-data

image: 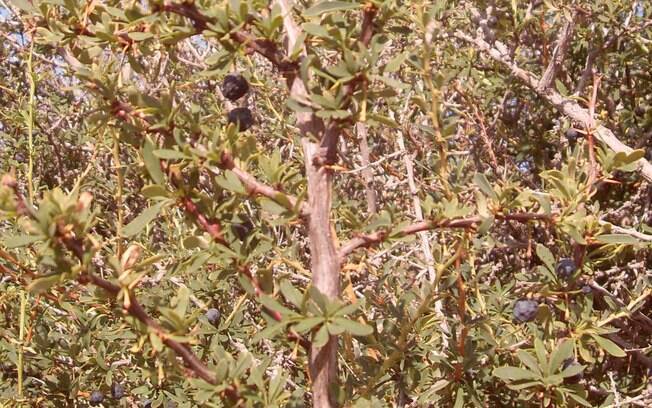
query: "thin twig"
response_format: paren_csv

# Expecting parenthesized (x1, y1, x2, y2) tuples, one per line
(454, 31, 652, 182)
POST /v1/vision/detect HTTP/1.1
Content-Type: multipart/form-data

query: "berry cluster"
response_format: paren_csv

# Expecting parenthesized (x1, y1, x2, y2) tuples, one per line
(222, 73, 255, 132)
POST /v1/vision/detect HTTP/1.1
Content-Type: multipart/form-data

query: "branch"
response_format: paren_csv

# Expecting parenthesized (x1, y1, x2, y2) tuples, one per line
(159, 2, 296, 74)
(598, 220, 652, 242)
(454, 31, 652, 182)
(45, 219, 223, 386)
(537, 11, 577, 92)
(338, 212, 553, 259)
(217, 151, 309, 217)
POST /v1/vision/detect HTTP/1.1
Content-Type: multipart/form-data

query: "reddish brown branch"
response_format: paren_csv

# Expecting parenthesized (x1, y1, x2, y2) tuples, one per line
(338, 212, 554, 260)
(180, 196, 226, 244)
(159, 2, 296, 74)
(219, 151, 309, 217)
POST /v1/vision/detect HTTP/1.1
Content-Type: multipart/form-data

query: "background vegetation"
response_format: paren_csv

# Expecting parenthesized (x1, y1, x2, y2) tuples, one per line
(0, 0, 651, 407)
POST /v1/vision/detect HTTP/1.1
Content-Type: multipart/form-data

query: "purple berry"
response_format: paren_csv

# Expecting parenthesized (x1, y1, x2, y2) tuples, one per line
(513, 299, 539, 323)
(227, 107, 254, 132)
(556, 258, 576, 280)
(89, 390, 104, 405)
(565, 128, 579, 142)
(221, 73, 249, 101)
(111, 382, 125, 399)
(206, 308, 220, 326)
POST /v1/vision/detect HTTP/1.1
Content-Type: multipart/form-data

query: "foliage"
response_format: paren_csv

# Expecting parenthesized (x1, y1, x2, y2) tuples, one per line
(1, 0, 651, 407)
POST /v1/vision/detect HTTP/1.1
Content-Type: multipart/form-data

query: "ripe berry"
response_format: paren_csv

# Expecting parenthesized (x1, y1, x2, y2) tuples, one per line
(206, 308, 220, 326)
(221, 73, 249, 101)
(635, 106, 645, 117)
(556, 258, 576, 280)
(111, 382, 125, 399)
(142, 399, 152, 408)
(232, 219, 254, 241)
(487, 16, 498, 27)
(89, 390, 104, 405)
(513, 299, 539, 323)
(581, 285, 592, 294)
(562, 359, 584, 383)
(227, 107, 254, 132)
(565, 128, 579, 142)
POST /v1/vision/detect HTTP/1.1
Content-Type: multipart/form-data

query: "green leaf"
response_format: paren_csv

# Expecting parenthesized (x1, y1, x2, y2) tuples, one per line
(560, 364, 585, 378)
(215, 170, 247, 194)
(568, 393, 592, 407)
(280, 280, 304, 309)
(27, 274, 62, 294)
(453, 388, 464, 408)
(331, 317, 373, 336)
(591, 335, 626, 357)
(258, 295, 296, 317)
(127, 32, 154, 41)
(473, 173, 498, 200)
(143, 137, 165, 185)
(516, 350, 541, 375)
(304, 1, 361, 17)
(555, 79, 568, 96)
(313, 324, 330, 348)
(141, 184, 168, 198)
(535, 244, 555, 271)
(153, 149, 188, 160)
(4, 234, 42, 249)
(549, 338, 574, 375)
(149, 332, 164, 352)
(493, 366, 538, 381)
(294, 316, 325, 333)
(302, 23, 331, 38)
(123, 200, 168, 237)
(260, 198, 287, 215)
(384, 52, 408, 73)
(595, 234, 639, 245)
(534, 338, 548, 371)
(253, 322, 288, 342)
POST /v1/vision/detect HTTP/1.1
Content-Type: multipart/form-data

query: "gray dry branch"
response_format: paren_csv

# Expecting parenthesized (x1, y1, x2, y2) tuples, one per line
(454, 31, 652, 182)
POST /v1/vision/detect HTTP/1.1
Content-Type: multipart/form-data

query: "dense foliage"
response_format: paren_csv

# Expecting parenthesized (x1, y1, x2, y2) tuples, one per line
(1, 0, 651, 407)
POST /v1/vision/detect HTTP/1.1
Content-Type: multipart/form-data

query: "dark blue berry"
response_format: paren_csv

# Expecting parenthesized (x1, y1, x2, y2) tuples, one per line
(221, 73, 249, 101)
(227, 107, 254, 132)
(565, 128, 579, 142)
(142, 399, 152, 408)
(513, 299, 539, 323)
(206, 308, 220, 326)
(111, 382, 125, 399)
(581, 285, 592, 294)
(89, 390, 104, 405)
(556, 258, 576, 280)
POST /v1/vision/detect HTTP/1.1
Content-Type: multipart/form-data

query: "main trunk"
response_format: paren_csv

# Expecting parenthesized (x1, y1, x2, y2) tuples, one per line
(302, 140, 340, 408)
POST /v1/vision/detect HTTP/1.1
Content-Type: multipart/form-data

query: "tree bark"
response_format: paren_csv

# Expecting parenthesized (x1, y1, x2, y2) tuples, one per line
(302, 139, 340, 407)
